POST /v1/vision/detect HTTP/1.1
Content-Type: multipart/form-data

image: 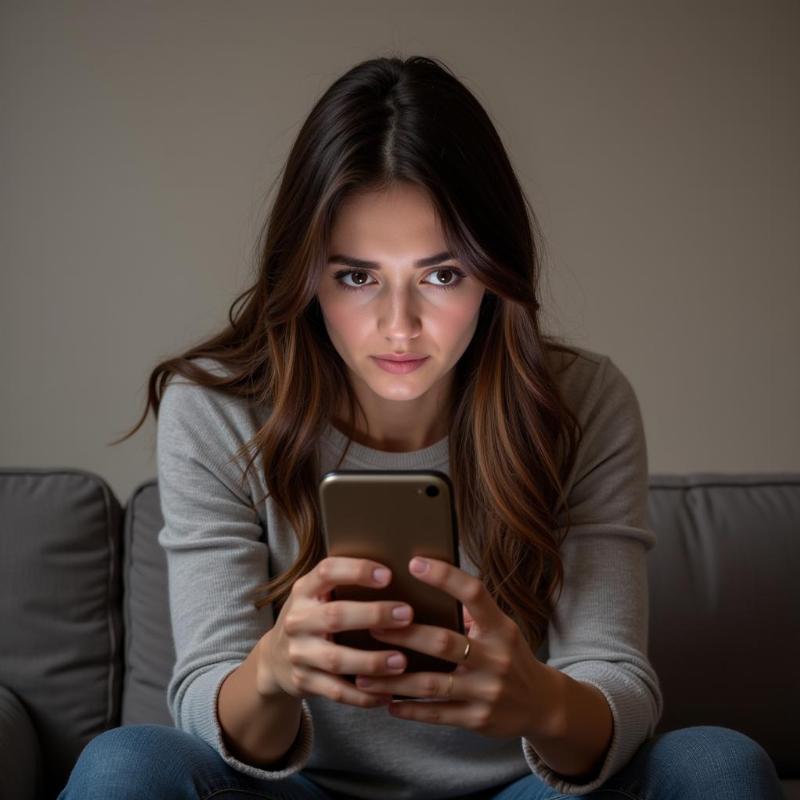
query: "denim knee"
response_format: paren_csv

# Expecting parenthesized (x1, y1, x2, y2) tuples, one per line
(57, 723, 209, 799)
(655, 725, 782, 798)
(689, 726, 776, 777)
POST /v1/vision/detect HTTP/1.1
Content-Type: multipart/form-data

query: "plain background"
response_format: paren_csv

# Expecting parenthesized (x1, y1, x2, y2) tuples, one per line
(1, 0, 798, 503)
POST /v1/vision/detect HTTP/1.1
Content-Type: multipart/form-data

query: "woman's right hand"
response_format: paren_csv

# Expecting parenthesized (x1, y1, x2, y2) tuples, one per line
(256, 556, 415, 708)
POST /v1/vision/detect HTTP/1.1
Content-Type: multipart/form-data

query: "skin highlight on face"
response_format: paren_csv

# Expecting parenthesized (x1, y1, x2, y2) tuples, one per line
(315, 182, 486, 453)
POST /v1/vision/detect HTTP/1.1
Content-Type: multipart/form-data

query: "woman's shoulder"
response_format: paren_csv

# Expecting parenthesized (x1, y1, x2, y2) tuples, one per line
(546, 342, 605, 369)
(546, 342, 607, 390)
(161, 356, 235, 408)
(545, 343, 637, 419)
(159, 356, 266, 443)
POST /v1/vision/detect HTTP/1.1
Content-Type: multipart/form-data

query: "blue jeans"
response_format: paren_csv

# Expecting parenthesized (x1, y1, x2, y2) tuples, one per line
(56, 723, 785, 800)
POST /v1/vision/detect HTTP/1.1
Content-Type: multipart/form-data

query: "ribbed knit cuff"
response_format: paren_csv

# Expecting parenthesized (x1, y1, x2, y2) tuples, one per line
(521, 662, 653, 795)
(179, 661, 314, 780)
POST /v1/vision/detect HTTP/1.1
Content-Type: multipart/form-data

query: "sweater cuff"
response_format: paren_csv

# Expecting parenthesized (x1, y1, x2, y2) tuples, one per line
(520, 663, 652, 796)
(180, 661, 314, 780)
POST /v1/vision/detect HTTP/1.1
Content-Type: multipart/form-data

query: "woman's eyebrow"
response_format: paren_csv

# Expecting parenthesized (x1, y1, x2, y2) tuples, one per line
(327, 251, 455, 269)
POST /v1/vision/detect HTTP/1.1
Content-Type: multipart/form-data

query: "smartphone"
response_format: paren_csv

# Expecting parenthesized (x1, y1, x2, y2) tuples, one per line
(318, 469, 464, 699)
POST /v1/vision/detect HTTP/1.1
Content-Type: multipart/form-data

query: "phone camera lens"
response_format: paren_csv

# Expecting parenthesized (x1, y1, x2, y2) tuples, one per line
(425, 485, 439, 497)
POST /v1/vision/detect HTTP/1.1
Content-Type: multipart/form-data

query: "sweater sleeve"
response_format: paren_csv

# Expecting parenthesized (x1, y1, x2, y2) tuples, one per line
(156, 374, 314, 779)
(520, 355, 664, 795)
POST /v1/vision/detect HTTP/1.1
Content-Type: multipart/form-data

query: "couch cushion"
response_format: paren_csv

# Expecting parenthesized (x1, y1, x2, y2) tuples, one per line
(0, 684, 41, 800)
(120, 477, 174, 727)
(646, 473, 800, 780)
(0, 467, 124, 800)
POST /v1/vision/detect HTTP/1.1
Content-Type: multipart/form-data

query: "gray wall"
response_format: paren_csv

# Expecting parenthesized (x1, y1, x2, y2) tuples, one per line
(2, 0, 798, 503)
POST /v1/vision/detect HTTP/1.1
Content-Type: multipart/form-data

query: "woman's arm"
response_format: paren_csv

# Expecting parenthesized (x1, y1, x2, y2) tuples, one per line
(521, 662, 614, 782)
(157, 371, 314, 779)
(217, 630, 303, 768)
(520, 355, 663, 794)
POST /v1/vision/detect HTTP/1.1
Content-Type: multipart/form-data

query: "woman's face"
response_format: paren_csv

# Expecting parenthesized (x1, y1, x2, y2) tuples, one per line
(316, 183, 486, 411)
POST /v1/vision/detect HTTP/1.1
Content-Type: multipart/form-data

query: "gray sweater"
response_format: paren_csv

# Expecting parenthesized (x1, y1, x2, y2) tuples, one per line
(156, 346, 663, 799)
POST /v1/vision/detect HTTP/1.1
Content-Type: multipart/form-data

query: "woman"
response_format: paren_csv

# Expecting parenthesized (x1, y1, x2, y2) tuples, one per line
(58, 55, 783, 799)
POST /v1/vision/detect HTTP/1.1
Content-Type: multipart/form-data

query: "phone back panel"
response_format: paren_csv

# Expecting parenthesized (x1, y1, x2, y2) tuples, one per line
(318, 469, 464, 682)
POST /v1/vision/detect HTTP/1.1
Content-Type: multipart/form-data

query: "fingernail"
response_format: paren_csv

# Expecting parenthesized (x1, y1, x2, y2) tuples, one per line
(373, 568, 390, 584)
(358, 676, 372, 687)
(387, 654, 404, 668)
(410, 558, 429, 574)
(392, 605, 412, 620)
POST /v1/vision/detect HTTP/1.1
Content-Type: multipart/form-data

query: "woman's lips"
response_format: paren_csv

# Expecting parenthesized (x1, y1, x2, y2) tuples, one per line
(371, 356, 430, 374)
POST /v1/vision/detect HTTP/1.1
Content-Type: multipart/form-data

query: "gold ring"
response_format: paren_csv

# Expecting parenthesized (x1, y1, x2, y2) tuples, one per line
(446, 672, 454, 698)
(462, 636, 471, 661)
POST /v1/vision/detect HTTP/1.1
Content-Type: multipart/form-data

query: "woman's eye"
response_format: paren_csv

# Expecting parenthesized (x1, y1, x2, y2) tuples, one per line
(333, 268, 465, 292)
(426, 268, 465, 290)
(333, 270, 374, 290)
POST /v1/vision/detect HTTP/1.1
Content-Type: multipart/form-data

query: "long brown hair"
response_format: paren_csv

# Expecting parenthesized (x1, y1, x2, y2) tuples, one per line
(112, 54, 584, 655)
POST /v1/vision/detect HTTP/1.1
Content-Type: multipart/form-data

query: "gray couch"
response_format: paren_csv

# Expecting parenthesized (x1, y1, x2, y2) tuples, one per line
(0, 468, 797, 800)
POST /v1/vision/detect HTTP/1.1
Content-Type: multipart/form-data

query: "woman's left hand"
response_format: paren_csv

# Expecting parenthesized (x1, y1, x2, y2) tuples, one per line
(355, 556, 560, 739)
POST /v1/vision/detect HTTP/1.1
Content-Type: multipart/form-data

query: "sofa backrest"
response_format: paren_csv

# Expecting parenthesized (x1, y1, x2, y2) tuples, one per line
(120, 479, 174, 727)
(0, 468, 124, 800)
(645, 474, 799, 780)
(1, 468, 798, 799)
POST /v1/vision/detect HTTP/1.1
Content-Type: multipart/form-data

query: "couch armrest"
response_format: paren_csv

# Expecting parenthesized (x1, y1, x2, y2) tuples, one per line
(0, 684, 41, 800)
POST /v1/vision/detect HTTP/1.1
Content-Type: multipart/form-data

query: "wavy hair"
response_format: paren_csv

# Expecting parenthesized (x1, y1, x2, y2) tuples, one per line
(113, 54, 584, 655)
